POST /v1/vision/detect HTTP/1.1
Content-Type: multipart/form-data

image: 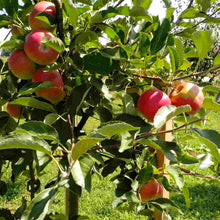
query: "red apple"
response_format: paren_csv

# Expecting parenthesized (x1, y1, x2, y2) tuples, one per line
(24, 30, 59, 65)
(137, 88, 171, 122)
(169, 82, 204, 115)
(29, 1, 56, 30)
(8, 49, 36, 79)
(139, 178, 163, 203)
(32, 69, 65, 103)
(7, 103, 24, 119)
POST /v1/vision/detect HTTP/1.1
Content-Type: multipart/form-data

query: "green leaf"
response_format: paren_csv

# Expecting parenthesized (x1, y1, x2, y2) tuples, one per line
(0, 39, 24, 50)
(137, 138, 161, 151)
(63, 0, 79, 28)
(214, 54, 220, 66)
(74, 31, 98, 48)
(168, 46, 179, 73)
(182, 185, 191, 209)
(96, 24, 121, 44)
(196, 0, 211, 12)
(180, 8, 199, 19)
(35, 12, 55, 26)
(203, 98, 220, 112)
(178, 154, 199, 164)
(66, 85, 91, 118)
(150, 198, 182, 213)
(192, 31, 214, 59)
(83, 52, 119, 75)
(153, 105, 191, 129)
(93, 0, 108, 10)
(174, 38, 184, 66)
(203, 85, 220, 94)
(162, 0, 171, 8)
(130, 6, 152, 22)
(132, 0, 152, 9)
(72, 137, 104, 161)
(96, 121, 138, 138)
(151, 18, 171, 54)
(122, 93, 136, 115)
(44, 113, 60, 125)
(71, 154, 94, 190)
(138, 162, 153, 186)
(42, 36, 65, 53)
(10, 98, 55, 113)
(166, 165, 184, 190)
(192, 129, 220, 163)
(119, 131, 134, 153)
(0, 134, 52, 155)
(13, 121, 59, 142)
(19, 82, 55, 96)
(21, 187, 58, 220)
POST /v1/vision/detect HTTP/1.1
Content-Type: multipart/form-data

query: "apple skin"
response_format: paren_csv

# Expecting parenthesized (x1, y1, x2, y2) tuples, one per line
(139, 178, 163, 203)
(169, 82, 204, 115)
(7, 103, 24, 119)
(29, 1, 56, 30)
(8, 49, 36, 79)
(137, 88, 171, 122)
(32, 69, 65, 103)
(24, 30, 59, 65)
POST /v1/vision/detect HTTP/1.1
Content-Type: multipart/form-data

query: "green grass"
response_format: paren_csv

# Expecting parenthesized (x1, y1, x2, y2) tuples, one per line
(0, 111, 220, 219)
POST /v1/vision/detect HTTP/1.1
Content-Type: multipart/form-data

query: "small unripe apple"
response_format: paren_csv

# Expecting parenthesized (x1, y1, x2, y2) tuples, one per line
(169, 82, 204, 115)
(139, 178, 163, 203)
(8, 49, 36, 79)
(137, 88, 171, 122)
(32, 69, 65, 103)
(24, 30, 59, 65)
(7, 103, 24, 119)
(29, 1, 56, 30)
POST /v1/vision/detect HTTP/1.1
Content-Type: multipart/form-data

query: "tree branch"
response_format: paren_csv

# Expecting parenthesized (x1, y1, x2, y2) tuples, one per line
(52, 0, 64, 41)
(173, 66, 220, 81)
(180, 167, 219, 180)
(139, 117, 204, 139)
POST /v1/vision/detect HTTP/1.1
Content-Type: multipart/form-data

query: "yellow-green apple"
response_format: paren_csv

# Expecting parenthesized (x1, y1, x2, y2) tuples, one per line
(24, 30, 59, 65)
(29, 1, 56, 30)
(169, 82, 204, 115)
(7, 103, 24, 119)
(8, 49, 36, 79)
(32, 69, 65, 103)
(137, 88, 171, 122)
(139, 178, 163, 203)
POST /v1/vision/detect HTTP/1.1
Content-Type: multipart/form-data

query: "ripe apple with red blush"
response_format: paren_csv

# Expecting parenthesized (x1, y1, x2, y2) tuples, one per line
(32, 69, 65, 103)
(8, 49, 36, 79)
(138, 178, 163, 203)
(7, 103, 24, 119)
(137, 88, 171, 122)
(29, 1, 56, 30)
(169, 82, 204, 115)
(24, 30, 59, 65)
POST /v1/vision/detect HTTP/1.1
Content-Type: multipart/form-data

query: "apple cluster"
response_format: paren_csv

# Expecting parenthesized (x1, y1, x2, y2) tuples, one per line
(7, 1, 65, 118)
(137, 82, 204, 122)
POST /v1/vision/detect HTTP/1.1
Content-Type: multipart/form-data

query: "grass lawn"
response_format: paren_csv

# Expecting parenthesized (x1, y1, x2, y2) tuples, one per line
(0, 111, 220, 219)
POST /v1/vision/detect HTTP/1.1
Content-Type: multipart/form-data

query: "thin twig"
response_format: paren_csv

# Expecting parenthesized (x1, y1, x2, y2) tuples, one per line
(173, 66, 220, 81)
(180, 167, 219, 180)
(139, 118, 204, 139)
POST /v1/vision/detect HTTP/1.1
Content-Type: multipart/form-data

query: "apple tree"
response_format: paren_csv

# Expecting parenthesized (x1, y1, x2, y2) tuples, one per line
(0, 0, 220, 219)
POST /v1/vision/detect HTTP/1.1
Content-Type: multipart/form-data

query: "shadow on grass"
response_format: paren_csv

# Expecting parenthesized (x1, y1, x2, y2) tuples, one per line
(0, 181, 25, 202)
(171, 183, 220, 220)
